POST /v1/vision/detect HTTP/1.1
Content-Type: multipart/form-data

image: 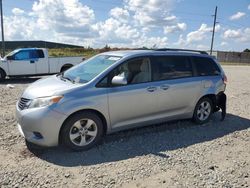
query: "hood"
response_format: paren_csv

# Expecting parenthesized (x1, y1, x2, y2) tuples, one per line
(22, 75, 79, 99)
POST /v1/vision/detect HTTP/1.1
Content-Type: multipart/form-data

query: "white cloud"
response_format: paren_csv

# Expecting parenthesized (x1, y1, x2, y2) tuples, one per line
(4, 0, 99, 46)
(12, 8, 25, 15)
(132, 35, 168, 48)
(125, 0, 176, 27)
(110, 7, 129, 23)
(220, 42, 228, 47)
(172, 24, 221, 48)
(223, 28, 250, 43)
(223, 29, 241, 39)
(248, 4, 250, 10)
(186, 24, 220, 43)
(229, 12, 246, 20)
(4, 15, 37, 40)
(94, 17, 140, 47)
(3, 0, 249, 50)
(196, 44, 209, 50)
(32, 0, 96, 37)
(164, 22, 187, 34)
(174, 34, 186, 46)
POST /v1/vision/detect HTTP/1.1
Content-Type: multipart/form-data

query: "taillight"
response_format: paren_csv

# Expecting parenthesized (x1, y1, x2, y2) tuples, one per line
(222, 74, 227, 84)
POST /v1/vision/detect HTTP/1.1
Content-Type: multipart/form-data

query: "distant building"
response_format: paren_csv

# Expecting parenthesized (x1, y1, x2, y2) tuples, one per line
(3, 40, 83, 50)
(217, 51, 250, 64)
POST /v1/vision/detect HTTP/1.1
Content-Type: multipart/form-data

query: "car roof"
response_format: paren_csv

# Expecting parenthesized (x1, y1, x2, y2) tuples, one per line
(16, 48, 45, 51)
(102, 50, 211, 58)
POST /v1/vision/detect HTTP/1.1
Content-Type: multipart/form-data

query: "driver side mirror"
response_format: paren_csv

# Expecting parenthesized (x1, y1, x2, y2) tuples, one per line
(111, 75, 127, 86)
(6, 56, 13, 60)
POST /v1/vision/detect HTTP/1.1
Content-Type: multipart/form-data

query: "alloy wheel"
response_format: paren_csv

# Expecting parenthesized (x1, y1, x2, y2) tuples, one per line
(69, 119, 98, 146)
(197, 101, 211, 121)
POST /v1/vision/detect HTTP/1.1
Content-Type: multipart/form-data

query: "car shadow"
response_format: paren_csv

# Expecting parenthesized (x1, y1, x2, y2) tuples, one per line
(28, 113, 250, 167)
(0, 77, 42, 85)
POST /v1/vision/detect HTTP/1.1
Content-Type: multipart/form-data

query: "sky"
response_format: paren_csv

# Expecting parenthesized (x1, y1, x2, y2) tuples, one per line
(1, 0, 250, 51)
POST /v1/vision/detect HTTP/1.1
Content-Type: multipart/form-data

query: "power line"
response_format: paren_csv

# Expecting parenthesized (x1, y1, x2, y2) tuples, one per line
(217, 19, 249, 29)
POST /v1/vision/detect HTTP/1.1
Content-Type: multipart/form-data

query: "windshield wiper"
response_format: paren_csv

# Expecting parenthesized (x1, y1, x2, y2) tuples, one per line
(60, 73, 75, 84)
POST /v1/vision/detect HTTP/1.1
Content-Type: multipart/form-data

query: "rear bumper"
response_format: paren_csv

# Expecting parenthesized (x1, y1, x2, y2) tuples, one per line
(16, 104, 67, 147)
(215, 92, 227, 120)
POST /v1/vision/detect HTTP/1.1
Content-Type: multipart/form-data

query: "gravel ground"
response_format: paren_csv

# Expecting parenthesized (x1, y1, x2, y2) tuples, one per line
(0, 66, 249, 188)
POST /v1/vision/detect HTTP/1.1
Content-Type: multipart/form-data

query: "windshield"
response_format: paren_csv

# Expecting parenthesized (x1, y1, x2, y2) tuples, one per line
(4, 49, 19, 59)
(62, 55, 121, 83)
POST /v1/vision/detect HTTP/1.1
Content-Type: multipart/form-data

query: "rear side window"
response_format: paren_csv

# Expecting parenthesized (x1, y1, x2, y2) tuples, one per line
(30, 50, 39, 59)
(30, 50, 45, 59)
(151, 56, 193, 81)
(37, 50, 45, 58)
(192, 57, 220, 76)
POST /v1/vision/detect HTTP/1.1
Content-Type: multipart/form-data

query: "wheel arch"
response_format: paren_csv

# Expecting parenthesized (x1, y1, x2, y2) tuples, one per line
(60, 64, 73, 72)
(196, 94, 216, 112)
(59, 109, 108, 144)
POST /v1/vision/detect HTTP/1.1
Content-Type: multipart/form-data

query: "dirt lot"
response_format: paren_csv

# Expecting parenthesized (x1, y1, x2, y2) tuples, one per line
(0, 66, 249, 188)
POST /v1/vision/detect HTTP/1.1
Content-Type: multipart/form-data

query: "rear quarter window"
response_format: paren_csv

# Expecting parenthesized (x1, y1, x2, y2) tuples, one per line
(37, 50, 45, 58)
(192, 57, 221, 76)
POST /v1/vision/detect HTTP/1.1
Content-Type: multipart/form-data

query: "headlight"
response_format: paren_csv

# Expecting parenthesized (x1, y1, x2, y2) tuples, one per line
(27, 96, 63, 109)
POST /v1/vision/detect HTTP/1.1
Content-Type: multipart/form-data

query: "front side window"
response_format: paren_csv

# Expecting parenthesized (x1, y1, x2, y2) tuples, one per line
(110, 57, 151, 86)
(192, 57, 221, 76)
(13, 50, 30, 60)
(152, 56, 193, 81)
(63, 55, 121, 83)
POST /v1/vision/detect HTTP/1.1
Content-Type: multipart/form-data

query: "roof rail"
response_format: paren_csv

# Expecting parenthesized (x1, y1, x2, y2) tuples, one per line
(155, 48, 208, 55)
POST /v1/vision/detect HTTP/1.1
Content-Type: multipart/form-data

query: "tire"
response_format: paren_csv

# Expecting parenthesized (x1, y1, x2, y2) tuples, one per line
(193, 97, 213, 124)
(61, 112, 104, 151)
(0, 69, 6, 81)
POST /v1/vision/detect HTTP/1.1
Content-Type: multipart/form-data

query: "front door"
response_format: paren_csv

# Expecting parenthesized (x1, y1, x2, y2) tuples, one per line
(107, 57, 158, 129)
(8, 49, 36, 75)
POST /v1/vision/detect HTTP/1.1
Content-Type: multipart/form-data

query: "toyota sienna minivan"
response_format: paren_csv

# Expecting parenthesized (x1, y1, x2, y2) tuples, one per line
(16, 49, 227, 151)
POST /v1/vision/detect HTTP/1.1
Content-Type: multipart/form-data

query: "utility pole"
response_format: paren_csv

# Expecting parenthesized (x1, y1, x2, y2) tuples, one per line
(0, 0, 5, 57)
(210, 6, 217, 55)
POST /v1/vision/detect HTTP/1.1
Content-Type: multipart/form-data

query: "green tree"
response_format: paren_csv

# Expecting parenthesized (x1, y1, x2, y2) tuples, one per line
(243, 48, 250, 52)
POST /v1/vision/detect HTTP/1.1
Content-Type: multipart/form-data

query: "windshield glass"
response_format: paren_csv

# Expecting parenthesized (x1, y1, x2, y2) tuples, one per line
(62, 55, 121, 83)
(4, 49, 19, 58)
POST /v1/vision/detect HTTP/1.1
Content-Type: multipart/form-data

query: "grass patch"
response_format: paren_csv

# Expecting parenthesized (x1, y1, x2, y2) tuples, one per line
(48, 48, 99, 58)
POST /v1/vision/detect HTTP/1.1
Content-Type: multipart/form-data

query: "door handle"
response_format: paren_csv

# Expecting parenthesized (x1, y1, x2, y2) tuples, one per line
(30, 60, 35, 64)
(160, 85, 169, 90)
(147, 86, 157, 92)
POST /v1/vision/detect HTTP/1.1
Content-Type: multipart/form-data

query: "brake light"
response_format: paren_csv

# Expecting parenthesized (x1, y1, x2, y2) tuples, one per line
(222, 74, 227, 84)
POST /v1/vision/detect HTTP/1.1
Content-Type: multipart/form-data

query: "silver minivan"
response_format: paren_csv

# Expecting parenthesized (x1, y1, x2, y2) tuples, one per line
(16, 49, 227, 151)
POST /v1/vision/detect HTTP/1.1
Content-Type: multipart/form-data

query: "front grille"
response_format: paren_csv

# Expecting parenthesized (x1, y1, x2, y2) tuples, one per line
(18, 98, 30, 110)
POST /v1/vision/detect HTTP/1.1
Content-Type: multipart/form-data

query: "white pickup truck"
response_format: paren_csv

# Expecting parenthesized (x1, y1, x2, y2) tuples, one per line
(0, 48, 84, 80)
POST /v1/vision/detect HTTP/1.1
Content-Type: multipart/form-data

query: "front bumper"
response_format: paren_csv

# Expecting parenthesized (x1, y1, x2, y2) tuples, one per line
(16, 104, 67, 147)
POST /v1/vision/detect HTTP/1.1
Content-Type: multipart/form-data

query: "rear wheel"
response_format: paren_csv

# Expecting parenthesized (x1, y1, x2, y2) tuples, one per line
(0, 69, 6, 81)
(61, 65, 72, 72)
(193, 97, 213, 124)
(61, 112, 103, 151)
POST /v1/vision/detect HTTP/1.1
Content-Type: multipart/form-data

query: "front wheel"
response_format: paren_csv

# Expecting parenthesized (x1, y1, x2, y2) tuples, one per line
(193, 97, 213, 124)
(61, 112, 104, 151)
